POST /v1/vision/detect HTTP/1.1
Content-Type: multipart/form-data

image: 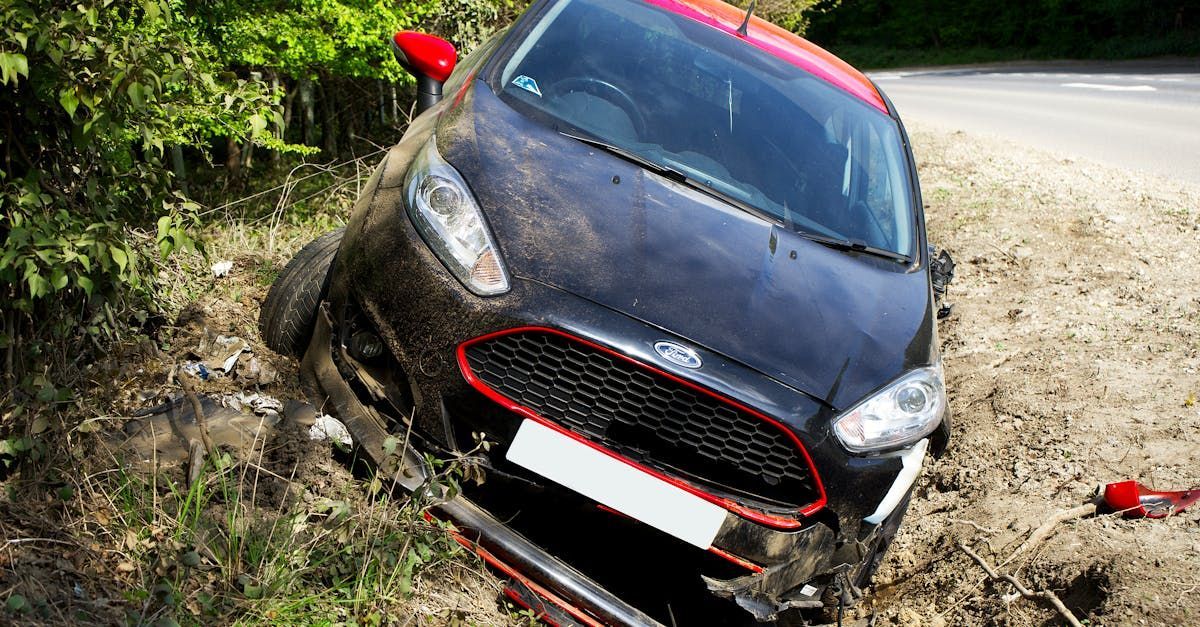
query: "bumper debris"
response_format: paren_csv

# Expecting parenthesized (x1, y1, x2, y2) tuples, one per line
(1104, 480, 1199, 518)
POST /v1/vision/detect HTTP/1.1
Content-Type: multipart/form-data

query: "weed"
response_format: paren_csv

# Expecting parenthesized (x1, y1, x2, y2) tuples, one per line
(23, 433, 510, 625)
(253, 260, 280, 287)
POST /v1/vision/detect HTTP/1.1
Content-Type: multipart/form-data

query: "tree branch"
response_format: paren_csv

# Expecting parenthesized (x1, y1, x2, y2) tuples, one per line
(958, 542, 1082, 627)
(175, 366, 215, 458)
(1003, 502, 1097, 566)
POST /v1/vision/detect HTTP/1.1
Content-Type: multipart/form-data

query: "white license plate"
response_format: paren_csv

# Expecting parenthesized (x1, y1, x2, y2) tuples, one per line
(505, 419, 726, 549)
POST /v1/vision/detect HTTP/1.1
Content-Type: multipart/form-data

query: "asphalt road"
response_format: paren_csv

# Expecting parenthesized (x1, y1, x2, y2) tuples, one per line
(870, 60, 1200, 185)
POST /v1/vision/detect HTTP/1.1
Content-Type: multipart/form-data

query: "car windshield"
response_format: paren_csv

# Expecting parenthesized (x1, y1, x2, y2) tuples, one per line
(494, 0, 916, 257)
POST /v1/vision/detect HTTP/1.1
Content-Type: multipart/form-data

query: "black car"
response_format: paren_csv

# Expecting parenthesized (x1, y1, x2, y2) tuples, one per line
(261, 0, 952, 623)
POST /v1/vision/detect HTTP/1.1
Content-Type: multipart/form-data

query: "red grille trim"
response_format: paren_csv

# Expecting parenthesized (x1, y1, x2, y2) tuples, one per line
(456, 326, 827, 530)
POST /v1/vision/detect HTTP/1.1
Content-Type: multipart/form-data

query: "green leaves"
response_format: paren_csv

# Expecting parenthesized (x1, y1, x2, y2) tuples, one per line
(110, 246, 128, 273)
(50, 268, 69, 290)
(25, 273, 50, 300)
(0, 51, 29, 85)
(194, 0, 425, 82)
(126, 81, 148, 109)
(59, 88, 80, 117)
(155, 205, 199, 260)
(0, 0, 292, 404)
(180, 550, 202, 568)
(6, 594, 28, 613)
(248, 113, 268, 137)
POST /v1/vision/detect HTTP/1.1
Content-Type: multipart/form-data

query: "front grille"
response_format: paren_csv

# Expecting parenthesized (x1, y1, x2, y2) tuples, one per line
(463, 329, 821, 510)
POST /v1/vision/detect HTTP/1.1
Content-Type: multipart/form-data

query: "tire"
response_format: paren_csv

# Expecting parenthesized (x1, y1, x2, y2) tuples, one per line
(259, 228, 344, 356)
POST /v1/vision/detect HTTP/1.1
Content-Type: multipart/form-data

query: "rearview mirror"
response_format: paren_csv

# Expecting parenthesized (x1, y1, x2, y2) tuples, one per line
(391, 31, 457, 114)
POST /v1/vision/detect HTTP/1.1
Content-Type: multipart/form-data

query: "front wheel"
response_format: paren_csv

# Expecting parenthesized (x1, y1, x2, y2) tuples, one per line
(258, 228, 344, 357)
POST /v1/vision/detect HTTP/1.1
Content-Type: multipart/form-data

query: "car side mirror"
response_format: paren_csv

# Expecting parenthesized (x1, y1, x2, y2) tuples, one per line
(391, 31, 457, 114)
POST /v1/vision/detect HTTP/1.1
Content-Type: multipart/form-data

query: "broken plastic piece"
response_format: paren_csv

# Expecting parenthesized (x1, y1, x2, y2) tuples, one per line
(1103, 480, 1200, 518)
(222, 392, 283, 418)
(193, 331, 250, 376)
(119, 394, 282, 466)
(181, 361, 211, 381)
(309, 414, 353, 446)
(238, 354, 278, 385)
(211, 260, 233, 277)
(930, 248, 955, 300)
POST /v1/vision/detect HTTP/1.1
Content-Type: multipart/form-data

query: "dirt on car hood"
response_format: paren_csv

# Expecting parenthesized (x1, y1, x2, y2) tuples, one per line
(438, 84, 934, 409)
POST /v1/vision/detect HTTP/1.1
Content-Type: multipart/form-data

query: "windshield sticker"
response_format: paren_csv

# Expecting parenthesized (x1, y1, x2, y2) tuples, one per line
(511, 75, 542, 97)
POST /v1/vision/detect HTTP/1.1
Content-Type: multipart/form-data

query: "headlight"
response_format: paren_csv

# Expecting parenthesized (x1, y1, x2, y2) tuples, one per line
(404, 136, 510, 295)
(832, 363, 946, 453)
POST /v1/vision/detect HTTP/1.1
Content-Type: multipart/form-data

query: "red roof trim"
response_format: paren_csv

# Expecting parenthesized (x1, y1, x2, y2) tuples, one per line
(640, 0, 887, 113)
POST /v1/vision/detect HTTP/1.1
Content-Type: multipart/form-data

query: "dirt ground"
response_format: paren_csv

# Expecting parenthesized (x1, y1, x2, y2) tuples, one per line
(862, 125, 1200, 626)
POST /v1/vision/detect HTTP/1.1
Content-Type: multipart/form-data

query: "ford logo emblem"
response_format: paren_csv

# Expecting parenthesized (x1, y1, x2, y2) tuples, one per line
(654, 341, 702, 369)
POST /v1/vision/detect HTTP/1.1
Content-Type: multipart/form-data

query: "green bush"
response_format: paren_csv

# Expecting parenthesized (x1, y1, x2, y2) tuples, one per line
(0, 0, 529, 423)
(192, 0, 428, 81)
(0, 0, 277, 398)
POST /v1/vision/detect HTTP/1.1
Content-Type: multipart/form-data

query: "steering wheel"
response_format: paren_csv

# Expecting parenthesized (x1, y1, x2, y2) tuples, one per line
(545, 77, 647, 138)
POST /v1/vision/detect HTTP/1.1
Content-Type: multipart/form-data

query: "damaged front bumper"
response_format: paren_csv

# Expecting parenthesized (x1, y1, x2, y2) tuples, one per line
(302, 306, 660, 626)
(298, 285, 932, 624)
(302, 305, 931, 624)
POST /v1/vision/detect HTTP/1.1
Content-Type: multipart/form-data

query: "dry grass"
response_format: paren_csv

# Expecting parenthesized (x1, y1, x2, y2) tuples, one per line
(0, 154, 522, 625)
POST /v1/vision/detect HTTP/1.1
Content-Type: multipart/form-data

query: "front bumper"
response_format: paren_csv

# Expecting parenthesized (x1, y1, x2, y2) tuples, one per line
(304, 304, 919, 624)
(300, 307, 658, 625)
(295, 149, 937, 623)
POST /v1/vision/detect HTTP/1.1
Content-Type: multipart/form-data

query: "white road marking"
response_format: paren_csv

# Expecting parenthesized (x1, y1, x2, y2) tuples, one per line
(1061, 82, 1156, 92)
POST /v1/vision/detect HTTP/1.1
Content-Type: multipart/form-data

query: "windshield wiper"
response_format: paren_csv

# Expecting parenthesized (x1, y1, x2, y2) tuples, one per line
(795, 230, 911, 263)
(559, 131, 776, 220)
(560, 131, 909, 263)
(558, 131, 684, 180)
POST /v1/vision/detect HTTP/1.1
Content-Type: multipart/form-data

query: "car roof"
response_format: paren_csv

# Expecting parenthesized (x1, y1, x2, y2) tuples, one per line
(641, 0, 887, 113)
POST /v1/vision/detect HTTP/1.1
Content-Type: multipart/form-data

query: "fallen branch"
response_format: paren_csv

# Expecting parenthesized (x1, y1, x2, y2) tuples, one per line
(958, 542, 1082, 627)
(187, 440, 206, 488)
(175, 367, 215, 456)
(174, 366, 217, 486)
(1003, 502, 1097, 566)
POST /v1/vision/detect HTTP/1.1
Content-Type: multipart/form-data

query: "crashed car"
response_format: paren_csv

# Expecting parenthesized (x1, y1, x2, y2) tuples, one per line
(260, 0, 952, 622)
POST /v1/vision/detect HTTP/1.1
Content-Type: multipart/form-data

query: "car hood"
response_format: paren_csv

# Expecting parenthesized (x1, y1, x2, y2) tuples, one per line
(436, 83, 934, 409)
